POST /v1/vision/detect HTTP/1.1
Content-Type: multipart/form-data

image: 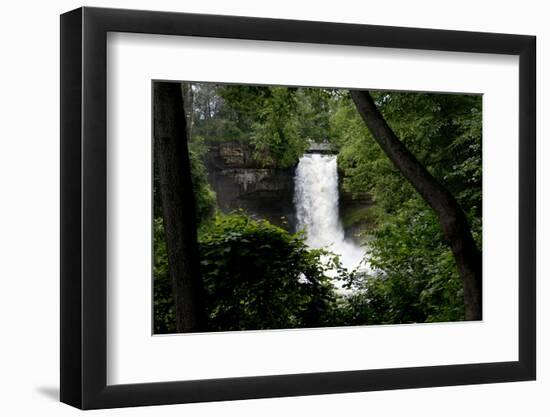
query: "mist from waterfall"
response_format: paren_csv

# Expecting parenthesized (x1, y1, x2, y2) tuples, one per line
(294, 153, 365, 276)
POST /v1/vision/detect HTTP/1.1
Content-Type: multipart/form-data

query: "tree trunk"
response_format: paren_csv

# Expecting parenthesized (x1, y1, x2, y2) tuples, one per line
(181, 83, 195, 139)
(350, 90, 482, 320)
(153, 82, 207, 332)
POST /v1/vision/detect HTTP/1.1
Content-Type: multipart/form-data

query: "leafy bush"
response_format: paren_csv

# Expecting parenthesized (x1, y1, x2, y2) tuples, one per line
(341, 199, 465, 325)
(154, 213, 345, 333)
(199, 214, 341, 331)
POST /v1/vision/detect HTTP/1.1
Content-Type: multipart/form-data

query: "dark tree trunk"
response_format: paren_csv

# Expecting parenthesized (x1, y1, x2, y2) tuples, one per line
(350, 90, 482, 321)
(153, 82, 207, 332)
(181, 83, 195, 139)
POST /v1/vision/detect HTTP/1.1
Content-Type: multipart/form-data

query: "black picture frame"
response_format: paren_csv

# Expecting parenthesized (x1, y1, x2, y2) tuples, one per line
(60, 6, 536, 410)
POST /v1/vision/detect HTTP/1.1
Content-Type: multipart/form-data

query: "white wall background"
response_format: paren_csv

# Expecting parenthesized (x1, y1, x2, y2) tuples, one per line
(0, 0, 546, 415)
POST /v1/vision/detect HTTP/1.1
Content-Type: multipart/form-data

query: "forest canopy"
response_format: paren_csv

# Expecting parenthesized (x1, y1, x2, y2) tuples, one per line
(154, 82, 482, 333)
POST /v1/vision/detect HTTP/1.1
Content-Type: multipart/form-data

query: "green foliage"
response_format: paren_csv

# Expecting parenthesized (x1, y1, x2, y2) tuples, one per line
(330, 91, 482, 323)
(217, 85, 272, 141)
(222, 86, 330, 167)
(187, 137, 217, 224)
(198, 213, 341, 331)
(154, 84, 483, 332)
(153, 217, 176, 333)
(184, 83, 242, 141)
(190, 84, 336, 167)
(153, 122, 216, 334)
(341, 199, 465, 324)
(248, 87, 305, 167)
(154, 212, 346, 333)
(373, 92, 483, 218)
(152, 136, 216, 226)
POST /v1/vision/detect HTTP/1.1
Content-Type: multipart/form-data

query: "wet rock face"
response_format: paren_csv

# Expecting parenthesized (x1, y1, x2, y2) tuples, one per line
(339, 190, 373, 245)
(203, 141, 372, 238)
(204, 142, 296, 231)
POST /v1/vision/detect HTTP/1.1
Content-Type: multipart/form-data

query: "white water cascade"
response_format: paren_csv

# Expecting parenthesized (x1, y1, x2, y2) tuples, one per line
(294, 153, 365, 276)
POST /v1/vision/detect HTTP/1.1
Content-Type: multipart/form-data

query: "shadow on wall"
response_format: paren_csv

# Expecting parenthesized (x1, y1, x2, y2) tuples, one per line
(35, 386, 59, 401)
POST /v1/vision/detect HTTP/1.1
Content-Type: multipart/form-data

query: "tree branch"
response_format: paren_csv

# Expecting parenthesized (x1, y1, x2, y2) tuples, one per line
(350, 90, 482, 320)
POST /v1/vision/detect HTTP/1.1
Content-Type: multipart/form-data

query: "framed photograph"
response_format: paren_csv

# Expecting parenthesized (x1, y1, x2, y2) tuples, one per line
(60, 6, 536, 409)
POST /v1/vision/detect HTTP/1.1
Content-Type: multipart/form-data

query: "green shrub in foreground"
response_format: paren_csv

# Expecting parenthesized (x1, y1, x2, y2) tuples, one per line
(199, 213, 341, 331)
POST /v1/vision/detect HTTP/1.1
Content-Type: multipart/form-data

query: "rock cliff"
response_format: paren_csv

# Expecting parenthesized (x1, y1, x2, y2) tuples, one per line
(203, 141, 372, 242)
(204, 142, 297, 231)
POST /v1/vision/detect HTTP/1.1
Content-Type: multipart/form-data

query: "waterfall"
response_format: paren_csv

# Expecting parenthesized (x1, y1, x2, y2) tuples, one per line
(294, 153, 365, 276)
